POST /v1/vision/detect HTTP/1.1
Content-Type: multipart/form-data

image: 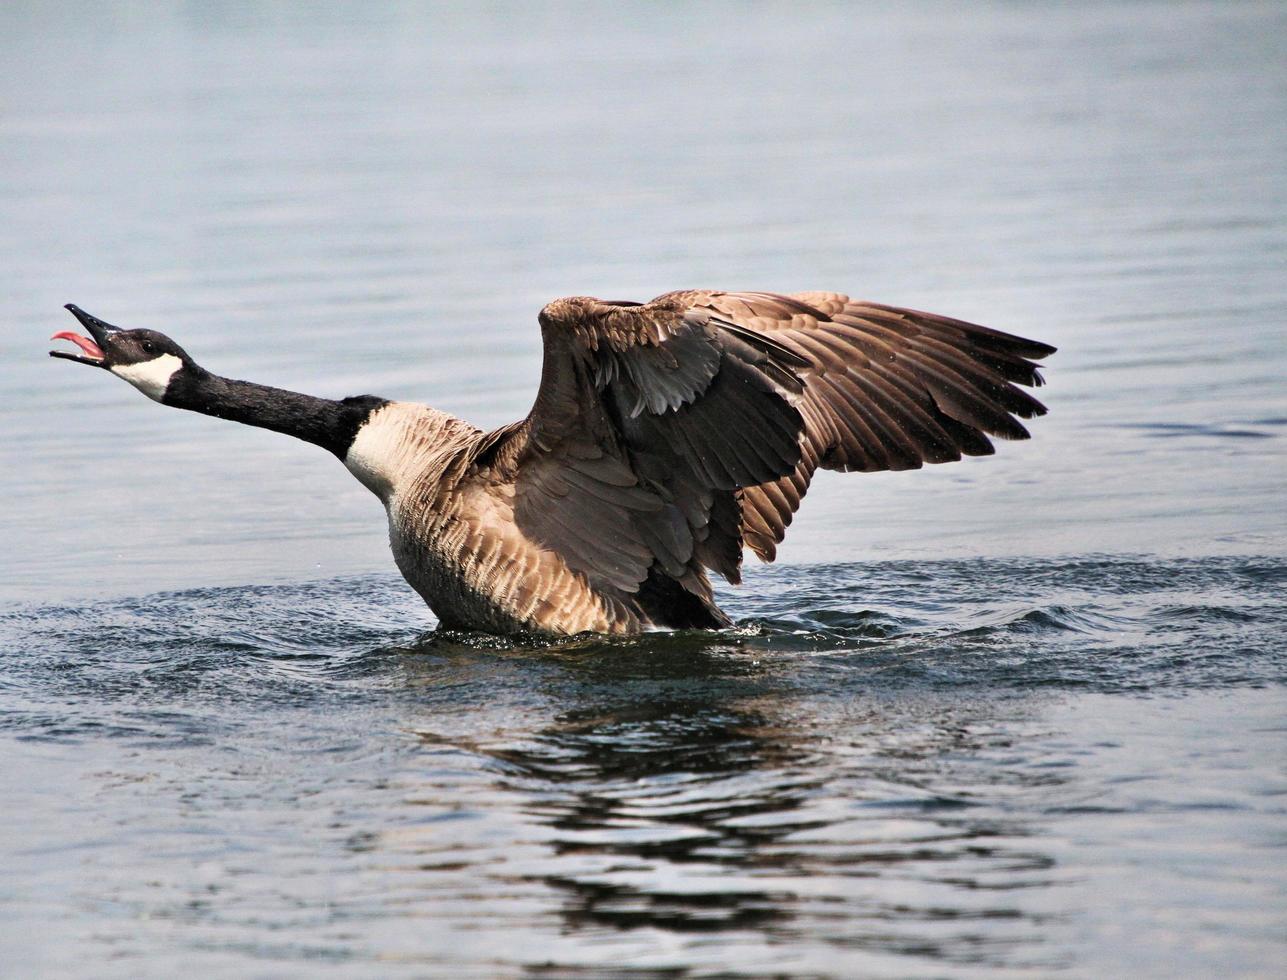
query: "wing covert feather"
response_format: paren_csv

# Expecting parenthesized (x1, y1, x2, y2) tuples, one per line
(509, 296, 808, 597)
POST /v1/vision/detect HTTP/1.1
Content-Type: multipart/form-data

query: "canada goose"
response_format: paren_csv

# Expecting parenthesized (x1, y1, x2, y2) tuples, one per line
(50, 291, 1054, 635)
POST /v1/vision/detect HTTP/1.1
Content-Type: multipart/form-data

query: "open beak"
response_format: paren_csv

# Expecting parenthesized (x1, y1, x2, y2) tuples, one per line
(50, 304, 120, 367)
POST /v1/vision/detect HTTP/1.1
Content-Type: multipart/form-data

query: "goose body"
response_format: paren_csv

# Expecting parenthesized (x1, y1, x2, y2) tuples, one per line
(345, 403, 630, 633)
(50, 290, 1055, 636)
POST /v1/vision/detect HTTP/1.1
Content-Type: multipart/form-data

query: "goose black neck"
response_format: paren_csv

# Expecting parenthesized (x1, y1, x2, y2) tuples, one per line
(164, 368, 387, 459)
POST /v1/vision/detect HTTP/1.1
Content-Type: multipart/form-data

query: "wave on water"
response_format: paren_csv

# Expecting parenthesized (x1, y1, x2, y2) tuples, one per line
(1, 556, 1283, 730)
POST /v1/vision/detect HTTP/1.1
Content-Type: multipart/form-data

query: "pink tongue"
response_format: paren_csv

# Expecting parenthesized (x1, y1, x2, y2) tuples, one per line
(50, 330, 104, 360)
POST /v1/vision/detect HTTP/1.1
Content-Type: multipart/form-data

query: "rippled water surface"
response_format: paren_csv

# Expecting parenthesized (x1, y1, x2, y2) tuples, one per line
(2, 2, 1286, 977)
(3, 559, 1286, 977)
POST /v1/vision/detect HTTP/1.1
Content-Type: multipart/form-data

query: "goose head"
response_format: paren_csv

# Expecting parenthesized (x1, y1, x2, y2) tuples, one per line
(50, 304, 196, 402)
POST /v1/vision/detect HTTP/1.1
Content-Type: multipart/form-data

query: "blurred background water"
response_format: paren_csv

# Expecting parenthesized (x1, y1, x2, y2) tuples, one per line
(1, 2, 1285, 977)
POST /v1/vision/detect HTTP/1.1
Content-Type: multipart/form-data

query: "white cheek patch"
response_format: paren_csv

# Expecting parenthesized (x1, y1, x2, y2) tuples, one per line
(110, 353, 183, 402)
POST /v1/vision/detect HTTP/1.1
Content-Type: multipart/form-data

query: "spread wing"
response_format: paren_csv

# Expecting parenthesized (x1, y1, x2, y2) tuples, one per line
(656, 290, 1056, 560)
(489, 290, 1054, 605)
(497, 295, 810, 599)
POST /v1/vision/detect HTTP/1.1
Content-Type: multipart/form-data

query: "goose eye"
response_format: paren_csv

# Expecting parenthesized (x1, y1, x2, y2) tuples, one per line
(141, 340, 156, 354)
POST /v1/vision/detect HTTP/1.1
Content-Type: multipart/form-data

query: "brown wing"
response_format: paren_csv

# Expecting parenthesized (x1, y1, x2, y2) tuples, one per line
(501, 295, 810, 600)
(655, 290, 1056, 561)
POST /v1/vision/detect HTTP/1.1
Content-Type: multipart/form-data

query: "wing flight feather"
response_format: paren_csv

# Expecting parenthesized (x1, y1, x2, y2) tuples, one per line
(656, 290, 1055, 560)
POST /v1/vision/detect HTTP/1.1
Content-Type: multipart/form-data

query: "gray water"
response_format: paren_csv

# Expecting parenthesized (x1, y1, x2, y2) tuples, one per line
(2, 2, 1285, 977)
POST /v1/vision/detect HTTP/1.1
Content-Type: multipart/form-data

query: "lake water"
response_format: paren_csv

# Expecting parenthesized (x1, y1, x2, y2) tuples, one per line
(2, 2, 1285, 976)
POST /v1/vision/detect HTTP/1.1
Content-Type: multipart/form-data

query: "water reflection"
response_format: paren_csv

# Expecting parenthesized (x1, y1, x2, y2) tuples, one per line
(496, 701, 818, 936)
(395, 637, 1068, 970)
